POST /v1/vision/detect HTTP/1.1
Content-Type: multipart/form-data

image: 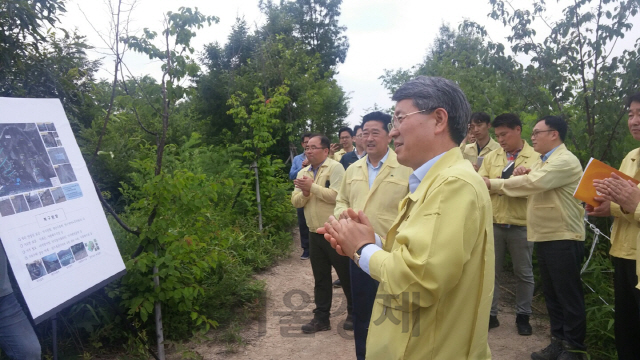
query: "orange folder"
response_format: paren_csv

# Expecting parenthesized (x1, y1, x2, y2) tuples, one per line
(573, 157, 640, 207)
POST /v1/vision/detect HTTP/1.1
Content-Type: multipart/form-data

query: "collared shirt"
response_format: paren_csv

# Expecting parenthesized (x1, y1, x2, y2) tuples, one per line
(506, 148, 522, 162)
(409, 152, 447, 193)
(361, 151, 447, 275)
(541, 145, 561, 162)
(310, 159, 326, 178)
(289, 153, 307, 180)
(356, 149, 366, 159)
(366, 150, 389, 188)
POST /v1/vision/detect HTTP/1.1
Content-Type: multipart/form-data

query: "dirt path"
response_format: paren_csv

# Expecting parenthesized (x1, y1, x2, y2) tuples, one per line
(192, 231, 551, 359)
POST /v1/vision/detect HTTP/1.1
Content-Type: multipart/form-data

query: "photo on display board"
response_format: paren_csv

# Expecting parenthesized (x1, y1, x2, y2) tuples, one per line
(41, 132, 57, 148)
(0, 198, 14, 216)
(50, 187, 66, 203)
(70, 242, 88, 260)
(41, 253, 61, 273)
(57, 248, 75, 267)
(10, 195, 28, 213)
(26, 259, 47, 281)
(38, 189, 55, 207)
(47, 148, 70, 166)
(25, 192, 42, 210)
(0, 123, 58, 197)
(54, 164, 77, 184)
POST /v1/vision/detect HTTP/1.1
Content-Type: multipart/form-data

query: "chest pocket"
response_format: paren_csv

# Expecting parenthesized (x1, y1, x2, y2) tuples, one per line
(491, 162, 507, 179)
(377, 177, 409, 212)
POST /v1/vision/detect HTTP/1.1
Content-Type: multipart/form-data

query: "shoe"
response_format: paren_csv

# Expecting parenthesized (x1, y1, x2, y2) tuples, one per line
(557, 340, 586, 360)
(531, 338, 563, 360)
(489, 315, 500, 329)
(557, 351, 585, 360)
(333, 279, 341, 288)
(301, 318, 330, 334)
(300, 249, 309, 260)
(343, 314, 353, 331)
(516, 314, 532, 336)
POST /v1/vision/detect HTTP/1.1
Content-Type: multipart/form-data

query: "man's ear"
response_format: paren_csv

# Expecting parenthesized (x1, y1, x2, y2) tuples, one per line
(433, 108, 449, 135)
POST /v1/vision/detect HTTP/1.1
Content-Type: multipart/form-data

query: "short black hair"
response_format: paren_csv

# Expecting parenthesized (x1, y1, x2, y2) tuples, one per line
(361, 111, 392, 133)
(537, 116, 567, 142)
(338, 127, 353, 137)
(628, 92, 640, 108)
(353, 125, 362, 134)
(470, 112, 491, 125)
(492, 113, 522, 130)
(310, 134, 331, 149)
(301, 132, 313, 143)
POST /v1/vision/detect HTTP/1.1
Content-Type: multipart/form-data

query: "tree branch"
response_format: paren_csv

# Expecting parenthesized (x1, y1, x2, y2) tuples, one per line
(93, 178, 140, 236)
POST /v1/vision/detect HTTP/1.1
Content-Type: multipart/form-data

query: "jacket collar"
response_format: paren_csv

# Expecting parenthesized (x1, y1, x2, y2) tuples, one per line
(408, 147, 464, 202)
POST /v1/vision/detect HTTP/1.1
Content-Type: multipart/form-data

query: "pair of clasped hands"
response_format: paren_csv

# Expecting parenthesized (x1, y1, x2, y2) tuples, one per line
(482, 165, 532, 188)
(317, 209, 376, 260)
(587, 173, 640, 216)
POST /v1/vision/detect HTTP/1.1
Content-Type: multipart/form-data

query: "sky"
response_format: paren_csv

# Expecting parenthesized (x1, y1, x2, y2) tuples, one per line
(62, 0, 640, 128)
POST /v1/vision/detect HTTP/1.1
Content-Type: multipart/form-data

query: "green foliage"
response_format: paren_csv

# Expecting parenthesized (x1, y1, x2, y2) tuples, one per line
(0, 1, 337, 357)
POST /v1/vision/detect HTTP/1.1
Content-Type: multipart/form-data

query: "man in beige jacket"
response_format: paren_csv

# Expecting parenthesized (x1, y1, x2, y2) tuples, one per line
(334, 111, 411, 360)
(319, 76, 494, 360)
(478, 113, 538, 335)
(462, 112, 500, 170)
(588, 92, 640, 359)
(485, 116, 586, 360)
(291, 135, 352, 333)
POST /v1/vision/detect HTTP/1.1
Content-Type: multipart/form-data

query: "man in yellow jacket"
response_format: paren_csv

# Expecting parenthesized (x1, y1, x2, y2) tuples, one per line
(329, 127, 354, 162)
(462, 112, 500, 170)
(334, 111, 412, 360)
(484, 116, 586, 360)
(587, 92, 640, 359)
(319, 76, 494, 360)
(478, 113, 538, 335)
(290, 134, 352, 333)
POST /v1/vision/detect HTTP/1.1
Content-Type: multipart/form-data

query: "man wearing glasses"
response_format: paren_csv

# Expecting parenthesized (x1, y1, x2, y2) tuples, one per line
(484, 116, 587, 360)
(330, 127, 355, 162)
(339, 125, 366, 170)
(334, 112, 411, 360)
(319, 76, 494, 359)
(290, 133, 313, 260)
(291, 135, 353, 333)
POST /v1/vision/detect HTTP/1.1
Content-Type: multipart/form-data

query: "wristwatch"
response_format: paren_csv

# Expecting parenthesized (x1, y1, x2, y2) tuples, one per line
(353, 244, 371, 268)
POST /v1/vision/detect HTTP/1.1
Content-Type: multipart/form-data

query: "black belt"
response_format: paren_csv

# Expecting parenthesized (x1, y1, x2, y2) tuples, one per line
(494, 223, 525, 229)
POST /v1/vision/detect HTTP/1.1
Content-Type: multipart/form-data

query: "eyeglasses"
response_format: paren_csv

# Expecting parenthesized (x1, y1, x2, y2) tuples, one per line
(531, 129, 556, 138)
(388, 108, 438, 132)
(355, 134, 363, 138)
(305, 146, 326, 151)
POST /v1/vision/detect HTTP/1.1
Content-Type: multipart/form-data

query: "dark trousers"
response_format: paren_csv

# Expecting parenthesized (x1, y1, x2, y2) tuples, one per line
(309, 232, 352, 320)
(297, 208, 309, 250)
(536, 240, 586, 350)
(350, 259, 379, 360)
(612, 256, 640, 360)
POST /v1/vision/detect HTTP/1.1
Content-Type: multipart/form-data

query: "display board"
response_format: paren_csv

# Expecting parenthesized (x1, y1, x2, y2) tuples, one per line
(0, 98, 126, 323)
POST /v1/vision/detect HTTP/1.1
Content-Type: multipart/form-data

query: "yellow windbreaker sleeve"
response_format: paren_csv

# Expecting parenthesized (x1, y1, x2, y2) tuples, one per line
(489, 157, 580, 197)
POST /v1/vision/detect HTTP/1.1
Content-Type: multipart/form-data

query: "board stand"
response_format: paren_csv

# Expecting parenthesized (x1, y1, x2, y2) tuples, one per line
(52, 313, 58, 360)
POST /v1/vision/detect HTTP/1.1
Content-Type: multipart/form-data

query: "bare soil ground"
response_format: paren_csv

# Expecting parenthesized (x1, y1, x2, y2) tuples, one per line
(180, 230, 552, 360)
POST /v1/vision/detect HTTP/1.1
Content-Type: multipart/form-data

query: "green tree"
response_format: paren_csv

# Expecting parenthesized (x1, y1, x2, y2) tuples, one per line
(484, 0, 640, 164)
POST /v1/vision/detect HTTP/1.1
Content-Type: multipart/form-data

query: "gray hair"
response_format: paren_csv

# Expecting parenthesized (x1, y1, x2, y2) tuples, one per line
(392, 76, 471, 144)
